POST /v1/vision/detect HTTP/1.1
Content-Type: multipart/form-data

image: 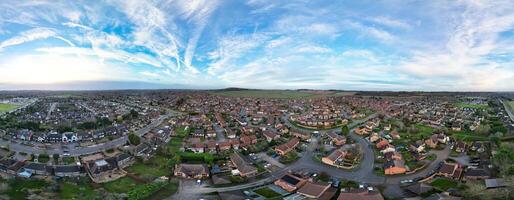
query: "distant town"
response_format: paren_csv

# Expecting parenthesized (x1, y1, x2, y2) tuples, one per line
(0, 89, 512, 200)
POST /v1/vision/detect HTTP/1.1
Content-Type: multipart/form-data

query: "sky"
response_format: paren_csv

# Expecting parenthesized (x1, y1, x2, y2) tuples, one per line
(0, 0, 513, 91)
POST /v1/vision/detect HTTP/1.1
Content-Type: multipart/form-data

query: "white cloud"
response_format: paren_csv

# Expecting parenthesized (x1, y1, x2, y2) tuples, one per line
(397, 1, 514, 91)
(0, 27, 56, 50)
(296, 44, 332, 54)
(367, 16, 411, 30)
(140, 71, 160, 78)
(207, 33, 269, 75)
(0, 54, 135, 84)
(345, 20, 394, 42)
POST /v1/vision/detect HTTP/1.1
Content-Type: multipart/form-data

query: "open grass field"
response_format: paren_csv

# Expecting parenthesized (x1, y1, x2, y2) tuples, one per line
(212, 90, 354, 99)
(507, 101, 514, 114)
(0, 103, 20, 113)
(102, 176, 138, 193)
(59, 182, 99, 200)
(2, 178, 47, 200)
(127, 155, 170, 181)
(455, 102, 489, 109)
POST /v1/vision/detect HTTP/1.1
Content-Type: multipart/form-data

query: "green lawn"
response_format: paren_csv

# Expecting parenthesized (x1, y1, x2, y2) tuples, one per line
(449, 130, 489, 141)
(0, 103, 20, 113)
(179, 152, 215, 164)
(455, 102, 488, 109)
(147, 180, 179, 200)
(38, 154, 50, 163)
(213, 90, 354, 99)
(507, 101, 514, 114)
(430, 178, 458, 191)
(395, 124, 435, 145)
(127, 155, 170, 181)
(415, 124, 435, 137)
(253, 187, 281, 198)
(102, 177, 138, 193)
(59, 182, 100, 200)
(62, 157, 76, 165)
(3, 178, 47, 200)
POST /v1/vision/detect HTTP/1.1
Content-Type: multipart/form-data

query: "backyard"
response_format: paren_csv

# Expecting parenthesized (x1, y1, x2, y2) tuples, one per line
(430, 178, 458, 191)
(102, 176, 138, 194)
(127, 155, 170, 181)
(253, 187, 282, 199)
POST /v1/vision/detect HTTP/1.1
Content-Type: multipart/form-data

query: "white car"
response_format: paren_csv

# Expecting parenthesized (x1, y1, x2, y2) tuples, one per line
(400, 179, 413, 184)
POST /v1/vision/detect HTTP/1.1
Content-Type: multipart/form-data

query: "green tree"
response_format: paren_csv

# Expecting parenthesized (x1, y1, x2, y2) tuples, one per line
(341, 125, 349, 136)
(128, 133, 141, 145)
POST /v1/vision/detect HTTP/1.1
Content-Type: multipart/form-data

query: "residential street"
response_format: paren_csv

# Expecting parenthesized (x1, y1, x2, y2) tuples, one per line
(0, 111, 181, 156)
(170, 113, 453, 199)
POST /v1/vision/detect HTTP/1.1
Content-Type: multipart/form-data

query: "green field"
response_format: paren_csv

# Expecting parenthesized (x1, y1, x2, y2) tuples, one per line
(212, 90, 354, 99)
(2, 178, 47, 200)
(59, 182, 100, 200)
(127, 155, 170, 181)
(507, 101, 514, 114)
(102, 177, 138, 193)
(455, 102, 488, 109)
(0, 103, 20, 113)
(430, 178, 458, 191)
(253, 187, 281, 198)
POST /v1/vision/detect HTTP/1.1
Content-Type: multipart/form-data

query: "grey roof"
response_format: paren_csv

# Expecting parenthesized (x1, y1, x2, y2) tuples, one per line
(485, 179, 507, 189)
(55, 165, 81, 173)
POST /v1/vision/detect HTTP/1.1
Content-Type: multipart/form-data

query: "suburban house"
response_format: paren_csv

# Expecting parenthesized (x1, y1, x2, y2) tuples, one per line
(62, 132, 78, 143)
(274, 174, 307, 192)
(383, 160, 407, 175)
(45, 132, 62, 143)
(337, 188, 384, 200)
(322, 149, 349, 167)
(86, 158, 118, 179)
(218, 141, 232, 151)
(0, 159, 25, 174)
(438, 162, 459, 178)
(326, 132, 346, 146)
(275, 138, 300, 156)
(464, 168, 490, 180)
(230, 153, 257, 177)
(297, 182, 332, 199)
(192, 143, 205, 153)
(23, 162, 52, 176)
(425, 135, 439, 148)
(116, 153, 133, 169)
(16, 129, 33, 141)
(291, 131, 310, 141)
(54, 165, 83, 177)
(409, 140, 426, 153)
(174, 164, 209, 179)
(454, 141, 467, 153)
(404, 183, 434, 196)
(263, 130, 280, 142)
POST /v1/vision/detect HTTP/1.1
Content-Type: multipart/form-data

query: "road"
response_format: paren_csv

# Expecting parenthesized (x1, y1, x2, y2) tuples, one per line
(0, 111, 181, 156)
(500, 99, 514, 122)
(171, 112, 452, 198)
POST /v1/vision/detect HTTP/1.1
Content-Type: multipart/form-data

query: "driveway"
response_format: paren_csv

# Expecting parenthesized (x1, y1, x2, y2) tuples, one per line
(258, 152, 285, 168)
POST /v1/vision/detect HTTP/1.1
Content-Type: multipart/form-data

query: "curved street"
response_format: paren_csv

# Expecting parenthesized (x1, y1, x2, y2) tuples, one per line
(171, 113, 452, 198)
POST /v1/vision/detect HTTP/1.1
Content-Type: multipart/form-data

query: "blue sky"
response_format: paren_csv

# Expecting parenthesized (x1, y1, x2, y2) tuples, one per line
(0, 0, 513, 91)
